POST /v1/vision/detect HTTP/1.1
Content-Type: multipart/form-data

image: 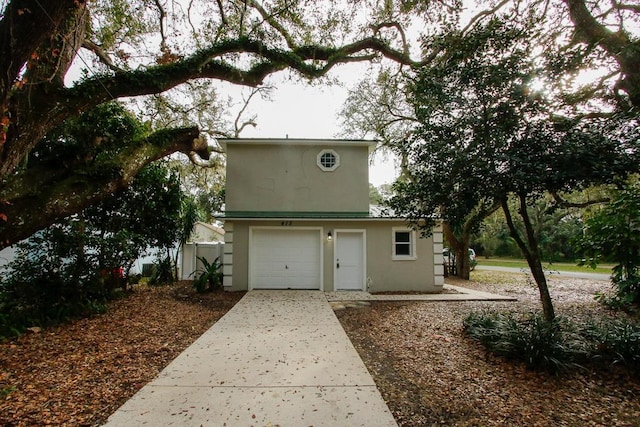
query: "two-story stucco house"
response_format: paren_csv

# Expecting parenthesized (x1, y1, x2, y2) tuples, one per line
(219, 138, 444, 292)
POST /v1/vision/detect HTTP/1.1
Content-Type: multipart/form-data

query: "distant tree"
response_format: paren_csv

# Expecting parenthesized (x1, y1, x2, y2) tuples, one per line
(171, 158, 225, 222)
(341, 67, 417, 179)
(579, 184, 640, 306)
(369, 183, 383, 205)
(525, 198, 584, 263)
(471, 210, 514, 258)
(391, 17, 640, 321)
(473, 195, 586, 262)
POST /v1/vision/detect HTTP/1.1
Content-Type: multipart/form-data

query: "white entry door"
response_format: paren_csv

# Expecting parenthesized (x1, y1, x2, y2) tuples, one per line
(250, 228, 322, 290)
(334, 230, 365, 291)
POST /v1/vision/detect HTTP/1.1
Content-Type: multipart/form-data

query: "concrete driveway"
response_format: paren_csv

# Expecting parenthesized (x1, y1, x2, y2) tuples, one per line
(104, 285, 516, 426)
(104, 290, 397, 426)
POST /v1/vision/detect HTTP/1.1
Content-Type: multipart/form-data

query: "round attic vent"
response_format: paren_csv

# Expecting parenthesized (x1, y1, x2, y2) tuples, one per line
(317, 149, 340, 171)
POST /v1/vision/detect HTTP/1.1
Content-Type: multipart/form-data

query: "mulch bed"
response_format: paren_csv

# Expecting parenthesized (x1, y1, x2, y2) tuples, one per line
(337, 271, 640, 426)
(0, 281, 244, 426)
(2, 273, 639, 426)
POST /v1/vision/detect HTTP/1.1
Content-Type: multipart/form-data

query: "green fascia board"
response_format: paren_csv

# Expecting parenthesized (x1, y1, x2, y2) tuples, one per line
(221, 211, 388, 219)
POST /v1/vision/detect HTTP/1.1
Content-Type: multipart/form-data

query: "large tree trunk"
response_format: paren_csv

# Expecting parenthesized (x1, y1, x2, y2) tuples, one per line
(442, 201, 500, 280)
(1, 1, 88, 177)
(502, 196, 556, 321)
(443, 223, 471, 280)
(0, 0, 82, 108)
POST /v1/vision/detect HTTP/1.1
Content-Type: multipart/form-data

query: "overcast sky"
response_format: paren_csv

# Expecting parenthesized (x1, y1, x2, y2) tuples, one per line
(225, 65, 399, 187)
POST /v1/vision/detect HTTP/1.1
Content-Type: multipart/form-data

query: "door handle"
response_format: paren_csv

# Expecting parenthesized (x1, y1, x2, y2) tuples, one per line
(336, 258, 340, 269)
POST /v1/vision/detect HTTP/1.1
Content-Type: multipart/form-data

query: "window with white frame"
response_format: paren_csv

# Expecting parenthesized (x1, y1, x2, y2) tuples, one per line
(316, 149, 340, 171)
(392, 228, 416, 260)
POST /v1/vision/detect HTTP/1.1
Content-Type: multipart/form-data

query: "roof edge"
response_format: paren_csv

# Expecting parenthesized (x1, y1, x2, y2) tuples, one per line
(217, 207, 403, 220)
(218, 138, 377, 152)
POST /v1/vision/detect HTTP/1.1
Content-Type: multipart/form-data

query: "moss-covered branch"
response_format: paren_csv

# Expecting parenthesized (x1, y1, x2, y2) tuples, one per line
(0, 0, 81, 106)
(0, 126, 202, 248)
(0, 0, 425, 248)
(2, 34, 416, 177)
(67, 37, 416, 105)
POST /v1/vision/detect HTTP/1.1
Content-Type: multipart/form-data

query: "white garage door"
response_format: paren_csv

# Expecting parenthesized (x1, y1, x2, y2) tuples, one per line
(250, 228, 322, 289)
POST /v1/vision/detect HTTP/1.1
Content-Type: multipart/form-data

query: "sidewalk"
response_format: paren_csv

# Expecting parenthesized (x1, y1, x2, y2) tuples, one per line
(104, 290, 397, 426)
(326, 284, 517, 303)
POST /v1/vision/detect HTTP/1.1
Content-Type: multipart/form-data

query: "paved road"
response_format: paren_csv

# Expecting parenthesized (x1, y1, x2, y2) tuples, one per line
(475, 265, 611, 282)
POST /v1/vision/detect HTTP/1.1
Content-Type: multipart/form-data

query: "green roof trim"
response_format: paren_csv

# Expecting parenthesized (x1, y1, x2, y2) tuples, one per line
(217, 205, 402, 220)
(222, 211, 374, 219)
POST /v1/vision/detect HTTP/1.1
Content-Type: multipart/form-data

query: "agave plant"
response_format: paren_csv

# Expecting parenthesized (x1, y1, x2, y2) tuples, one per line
(191, 256, 223, 293)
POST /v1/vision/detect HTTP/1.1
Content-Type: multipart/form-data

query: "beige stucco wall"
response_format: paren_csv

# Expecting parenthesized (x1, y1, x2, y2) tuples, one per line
(189, 222, 224, 242)
(224, 141, 370, 213)
(223, 220, 443, 293)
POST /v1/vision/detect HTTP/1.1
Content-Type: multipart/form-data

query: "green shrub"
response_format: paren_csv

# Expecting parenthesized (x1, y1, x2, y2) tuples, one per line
(463, 311, 589, 373)
(0, 266, 106, 340)
(0, 226, 114, 339)
(594, 277, 640, 309)
(191, 256, 223, 293)
(587, 319, 640, 371)
(465, 311, 640, 375)
(149, 255, 175, 286)
(128, 273, 142, 285)
(578, 185, 640, 309)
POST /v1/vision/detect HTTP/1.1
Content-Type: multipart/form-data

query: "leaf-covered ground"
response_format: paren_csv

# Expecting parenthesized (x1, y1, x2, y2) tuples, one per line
(0, 282, 244, 426)
(337, 271, 640, 426)
(2, 273, 639, 426)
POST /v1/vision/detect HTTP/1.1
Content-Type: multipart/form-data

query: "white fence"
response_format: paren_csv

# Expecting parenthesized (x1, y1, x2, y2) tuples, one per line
(180, 242, 224, 280)
(1, 242, 224, 282)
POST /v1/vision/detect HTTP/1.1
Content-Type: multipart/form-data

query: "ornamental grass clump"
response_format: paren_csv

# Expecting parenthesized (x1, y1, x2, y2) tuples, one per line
(588, 319, 640, 373)
(463, 311, 589, 374)
(191, 256, 223, 293)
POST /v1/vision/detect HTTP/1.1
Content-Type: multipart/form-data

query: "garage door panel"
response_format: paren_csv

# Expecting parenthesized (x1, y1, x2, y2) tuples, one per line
(251, 229, 321, 290)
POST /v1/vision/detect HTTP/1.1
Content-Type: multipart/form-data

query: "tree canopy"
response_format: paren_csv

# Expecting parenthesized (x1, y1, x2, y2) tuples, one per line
(339, 3, 640, 318)
(1, 0, 639, 250)
(564, 0, 640, 108)
(339, 0, 640, 279)
(579, 184, 640, 306)
(0, 0, 424, 248)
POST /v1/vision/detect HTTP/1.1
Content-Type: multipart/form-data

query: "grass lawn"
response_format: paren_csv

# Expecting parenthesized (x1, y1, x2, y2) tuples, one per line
(477, 257, 614, 275)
